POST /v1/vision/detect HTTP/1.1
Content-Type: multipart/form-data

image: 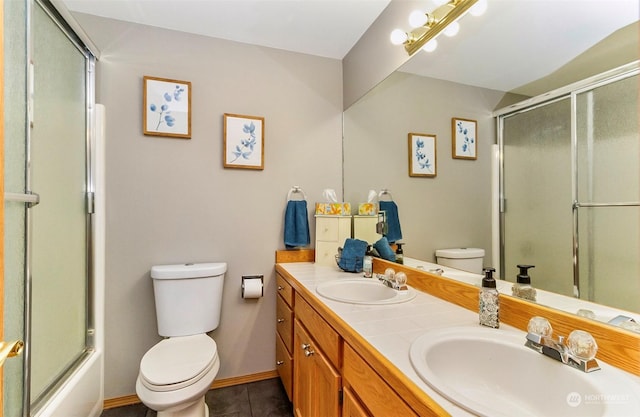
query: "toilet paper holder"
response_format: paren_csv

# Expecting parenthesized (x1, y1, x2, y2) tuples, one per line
(242, 275, 264, 298)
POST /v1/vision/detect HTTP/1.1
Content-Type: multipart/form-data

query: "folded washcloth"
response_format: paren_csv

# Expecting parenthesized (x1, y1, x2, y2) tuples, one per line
(338, 238, 368, 272)
(284, 200, 310, 249)
(379, 201, 403, 243)
(374, 236, 396, 261)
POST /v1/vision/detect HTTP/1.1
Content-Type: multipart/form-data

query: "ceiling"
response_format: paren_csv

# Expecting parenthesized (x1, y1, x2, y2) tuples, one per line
(61, 0, 639, 94)
(60, 0, 392, 59)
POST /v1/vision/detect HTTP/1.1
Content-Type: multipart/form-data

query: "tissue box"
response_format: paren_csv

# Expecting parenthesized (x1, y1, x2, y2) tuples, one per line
(358, 203, 377, 216)
(315, 202, 351, 216)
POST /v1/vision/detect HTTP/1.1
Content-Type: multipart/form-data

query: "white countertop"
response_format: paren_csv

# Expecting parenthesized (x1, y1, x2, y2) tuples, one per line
(278, 260, 640, 417)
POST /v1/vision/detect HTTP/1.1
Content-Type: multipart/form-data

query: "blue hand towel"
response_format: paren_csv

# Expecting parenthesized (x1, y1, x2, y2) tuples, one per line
(374, 236, 396, 261)
(284, 200, 310, 249)
(379, 201, 403, 243)
(338, 238, 368, 272)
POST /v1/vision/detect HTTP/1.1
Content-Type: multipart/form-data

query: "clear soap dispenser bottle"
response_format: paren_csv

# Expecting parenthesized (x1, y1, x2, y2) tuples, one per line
(512, 264, 537, 302)
(479, 267, 499, 328)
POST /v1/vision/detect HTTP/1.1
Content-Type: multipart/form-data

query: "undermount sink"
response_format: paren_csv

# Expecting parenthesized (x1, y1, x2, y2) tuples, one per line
(410, 326, 640, 417)
(315, 278, 416, 305)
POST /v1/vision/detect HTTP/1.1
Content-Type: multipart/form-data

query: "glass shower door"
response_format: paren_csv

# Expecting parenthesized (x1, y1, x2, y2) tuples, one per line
(575, 74, 640, 312)
(501, 98, 574, 296)
(29, 0, 90, 408)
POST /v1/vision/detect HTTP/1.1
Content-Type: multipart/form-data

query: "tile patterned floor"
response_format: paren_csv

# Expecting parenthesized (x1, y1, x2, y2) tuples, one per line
(100, 378, 293, 417)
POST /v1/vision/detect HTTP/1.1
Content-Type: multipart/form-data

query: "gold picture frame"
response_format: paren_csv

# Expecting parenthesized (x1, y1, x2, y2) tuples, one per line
(452, 117, 477, 160)
(408, 133, 437, 177)
(143, 76, 191, 138)
(223, 113, 265, 170)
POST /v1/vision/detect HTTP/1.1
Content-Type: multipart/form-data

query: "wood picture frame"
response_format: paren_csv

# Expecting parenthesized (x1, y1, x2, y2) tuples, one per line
(143, 76, 191, 138)
(452, 117, 477, 160)
(223, 113, 265, 170)
(408, 133, 437, 177)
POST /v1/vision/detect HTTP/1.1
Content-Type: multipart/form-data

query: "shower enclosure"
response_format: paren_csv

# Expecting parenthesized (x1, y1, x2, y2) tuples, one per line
(497, 62, 640, 314)
(3, 0, 103, 415)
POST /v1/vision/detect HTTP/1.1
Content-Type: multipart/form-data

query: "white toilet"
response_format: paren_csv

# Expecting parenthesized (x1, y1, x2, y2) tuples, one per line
(435, 248, 485, 274)
(136, 262, 226, 417)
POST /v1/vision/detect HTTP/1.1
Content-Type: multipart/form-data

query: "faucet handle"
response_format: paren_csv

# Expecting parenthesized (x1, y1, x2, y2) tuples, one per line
(567, 330, 598, 361)
(527, 316, 553, 338)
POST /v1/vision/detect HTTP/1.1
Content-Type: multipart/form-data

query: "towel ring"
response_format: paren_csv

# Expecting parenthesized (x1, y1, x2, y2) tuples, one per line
(378, 189, 394, 201)
(287, 186, 307, 201)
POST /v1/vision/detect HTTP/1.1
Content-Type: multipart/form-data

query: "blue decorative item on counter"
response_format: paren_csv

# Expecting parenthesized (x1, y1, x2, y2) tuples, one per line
(374, 236, 396, 262)
(337, 238, 368, 272)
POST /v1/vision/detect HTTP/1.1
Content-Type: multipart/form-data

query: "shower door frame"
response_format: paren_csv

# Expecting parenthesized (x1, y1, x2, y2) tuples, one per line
(26, 1, 97, 414)
(3, 1, 103, 416)
(495, 60, 640, 300)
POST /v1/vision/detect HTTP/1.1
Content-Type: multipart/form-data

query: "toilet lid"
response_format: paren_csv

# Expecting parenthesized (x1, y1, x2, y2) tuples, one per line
(140, 334, 217, 388)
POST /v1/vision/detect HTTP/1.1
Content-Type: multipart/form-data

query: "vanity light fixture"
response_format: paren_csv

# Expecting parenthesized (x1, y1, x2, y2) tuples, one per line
(390, 0, 487, 56)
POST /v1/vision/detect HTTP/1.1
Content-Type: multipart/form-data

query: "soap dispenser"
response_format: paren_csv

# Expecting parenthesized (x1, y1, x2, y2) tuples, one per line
(512, 264, 537, 302)
(395, 243, 404, 264)
(479, 267, 499, 328)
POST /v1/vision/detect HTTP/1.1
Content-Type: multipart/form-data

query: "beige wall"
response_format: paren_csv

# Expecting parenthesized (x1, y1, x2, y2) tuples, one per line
(74, 10, 515, 400)
(75, 14, 343, 398)
(344, 71, 513, 264)
(342, 0, 419, 109)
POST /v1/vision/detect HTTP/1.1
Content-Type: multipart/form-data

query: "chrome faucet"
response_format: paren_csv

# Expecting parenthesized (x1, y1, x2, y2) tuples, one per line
(375, 269, 408, 291)
(377, 273, 396, 288)
(524, 316, 600, 373)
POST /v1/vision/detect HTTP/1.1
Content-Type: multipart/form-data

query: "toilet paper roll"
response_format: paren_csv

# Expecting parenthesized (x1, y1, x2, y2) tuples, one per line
(242, 277, 263, 299)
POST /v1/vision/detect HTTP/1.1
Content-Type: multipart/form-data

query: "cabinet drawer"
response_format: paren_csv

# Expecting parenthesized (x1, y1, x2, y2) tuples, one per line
(316, 216, 351, 241)
(315, 241, 340, 266)
(276, 294, 293, 352)
(276, 332, 293, 402)
(344, 344, 419, 417)
(295, 295, 341, 369)
(276, 273, 293, 307)
(316, 217, 339, 241)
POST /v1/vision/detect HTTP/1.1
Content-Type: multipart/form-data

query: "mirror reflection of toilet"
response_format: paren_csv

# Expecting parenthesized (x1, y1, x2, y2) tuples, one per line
(435, 248, 485, 274)
(136, 262, 226, 417)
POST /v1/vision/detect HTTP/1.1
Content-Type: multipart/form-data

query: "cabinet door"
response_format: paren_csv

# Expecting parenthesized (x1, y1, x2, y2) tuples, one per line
(343, 387, 371, 417)
(294, 320, 341, 417)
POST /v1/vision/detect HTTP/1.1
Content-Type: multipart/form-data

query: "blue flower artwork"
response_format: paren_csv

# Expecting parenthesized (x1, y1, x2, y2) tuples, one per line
(143, 76, 191, 138)
(452, 118, 477, 160)
(409, 133, 436, 177)
(224, 114, 265, 170)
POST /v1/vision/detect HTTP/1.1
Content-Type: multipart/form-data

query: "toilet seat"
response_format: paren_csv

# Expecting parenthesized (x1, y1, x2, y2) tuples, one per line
(140, 334, 217, 392)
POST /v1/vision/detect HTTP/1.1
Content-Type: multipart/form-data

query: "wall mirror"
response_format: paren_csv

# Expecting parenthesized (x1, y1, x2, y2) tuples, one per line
(343, 0, 639, 326)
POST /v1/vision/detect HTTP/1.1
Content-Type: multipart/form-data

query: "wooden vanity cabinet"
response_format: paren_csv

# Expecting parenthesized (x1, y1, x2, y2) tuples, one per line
(276, 264, 439, 417)
(275, 273, 294, 401)
(343, 387, 370, 417)
(343, 344, 420, 417)
(293, 320, 341, 417)
(293, 295, 342, 417)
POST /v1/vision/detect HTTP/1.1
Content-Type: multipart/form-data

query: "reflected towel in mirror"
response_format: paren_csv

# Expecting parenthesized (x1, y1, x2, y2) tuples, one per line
(379, 201, 402, 243)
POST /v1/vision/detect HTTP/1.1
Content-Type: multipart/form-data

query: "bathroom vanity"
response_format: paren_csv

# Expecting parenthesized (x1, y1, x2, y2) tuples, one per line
(274, 250, 640, 417)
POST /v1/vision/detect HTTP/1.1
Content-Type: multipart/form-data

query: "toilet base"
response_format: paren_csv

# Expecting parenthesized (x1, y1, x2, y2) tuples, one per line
(157, 396, 208, 417)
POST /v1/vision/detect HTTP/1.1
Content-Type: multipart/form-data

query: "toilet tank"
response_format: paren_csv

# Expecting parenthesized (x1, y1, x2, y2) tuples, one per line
(150, 262, 227, 337)
(435, 248, 485, 274)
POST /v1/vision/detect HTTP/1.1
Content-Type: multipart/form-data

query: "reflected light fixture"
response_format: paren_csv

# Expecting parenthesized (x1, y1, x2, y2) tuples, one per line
(390, 0, 486, 56)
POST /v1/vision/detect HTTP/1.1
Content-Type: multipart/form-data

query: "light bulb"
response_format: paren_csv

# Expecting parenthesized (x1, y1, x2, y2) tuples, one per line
(409, 10, 428, 28)
(443, 21, 459, 37)
(421, 39, 438, 53)
(390, 29, 408, 45)
(470, 0, 487, 16)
